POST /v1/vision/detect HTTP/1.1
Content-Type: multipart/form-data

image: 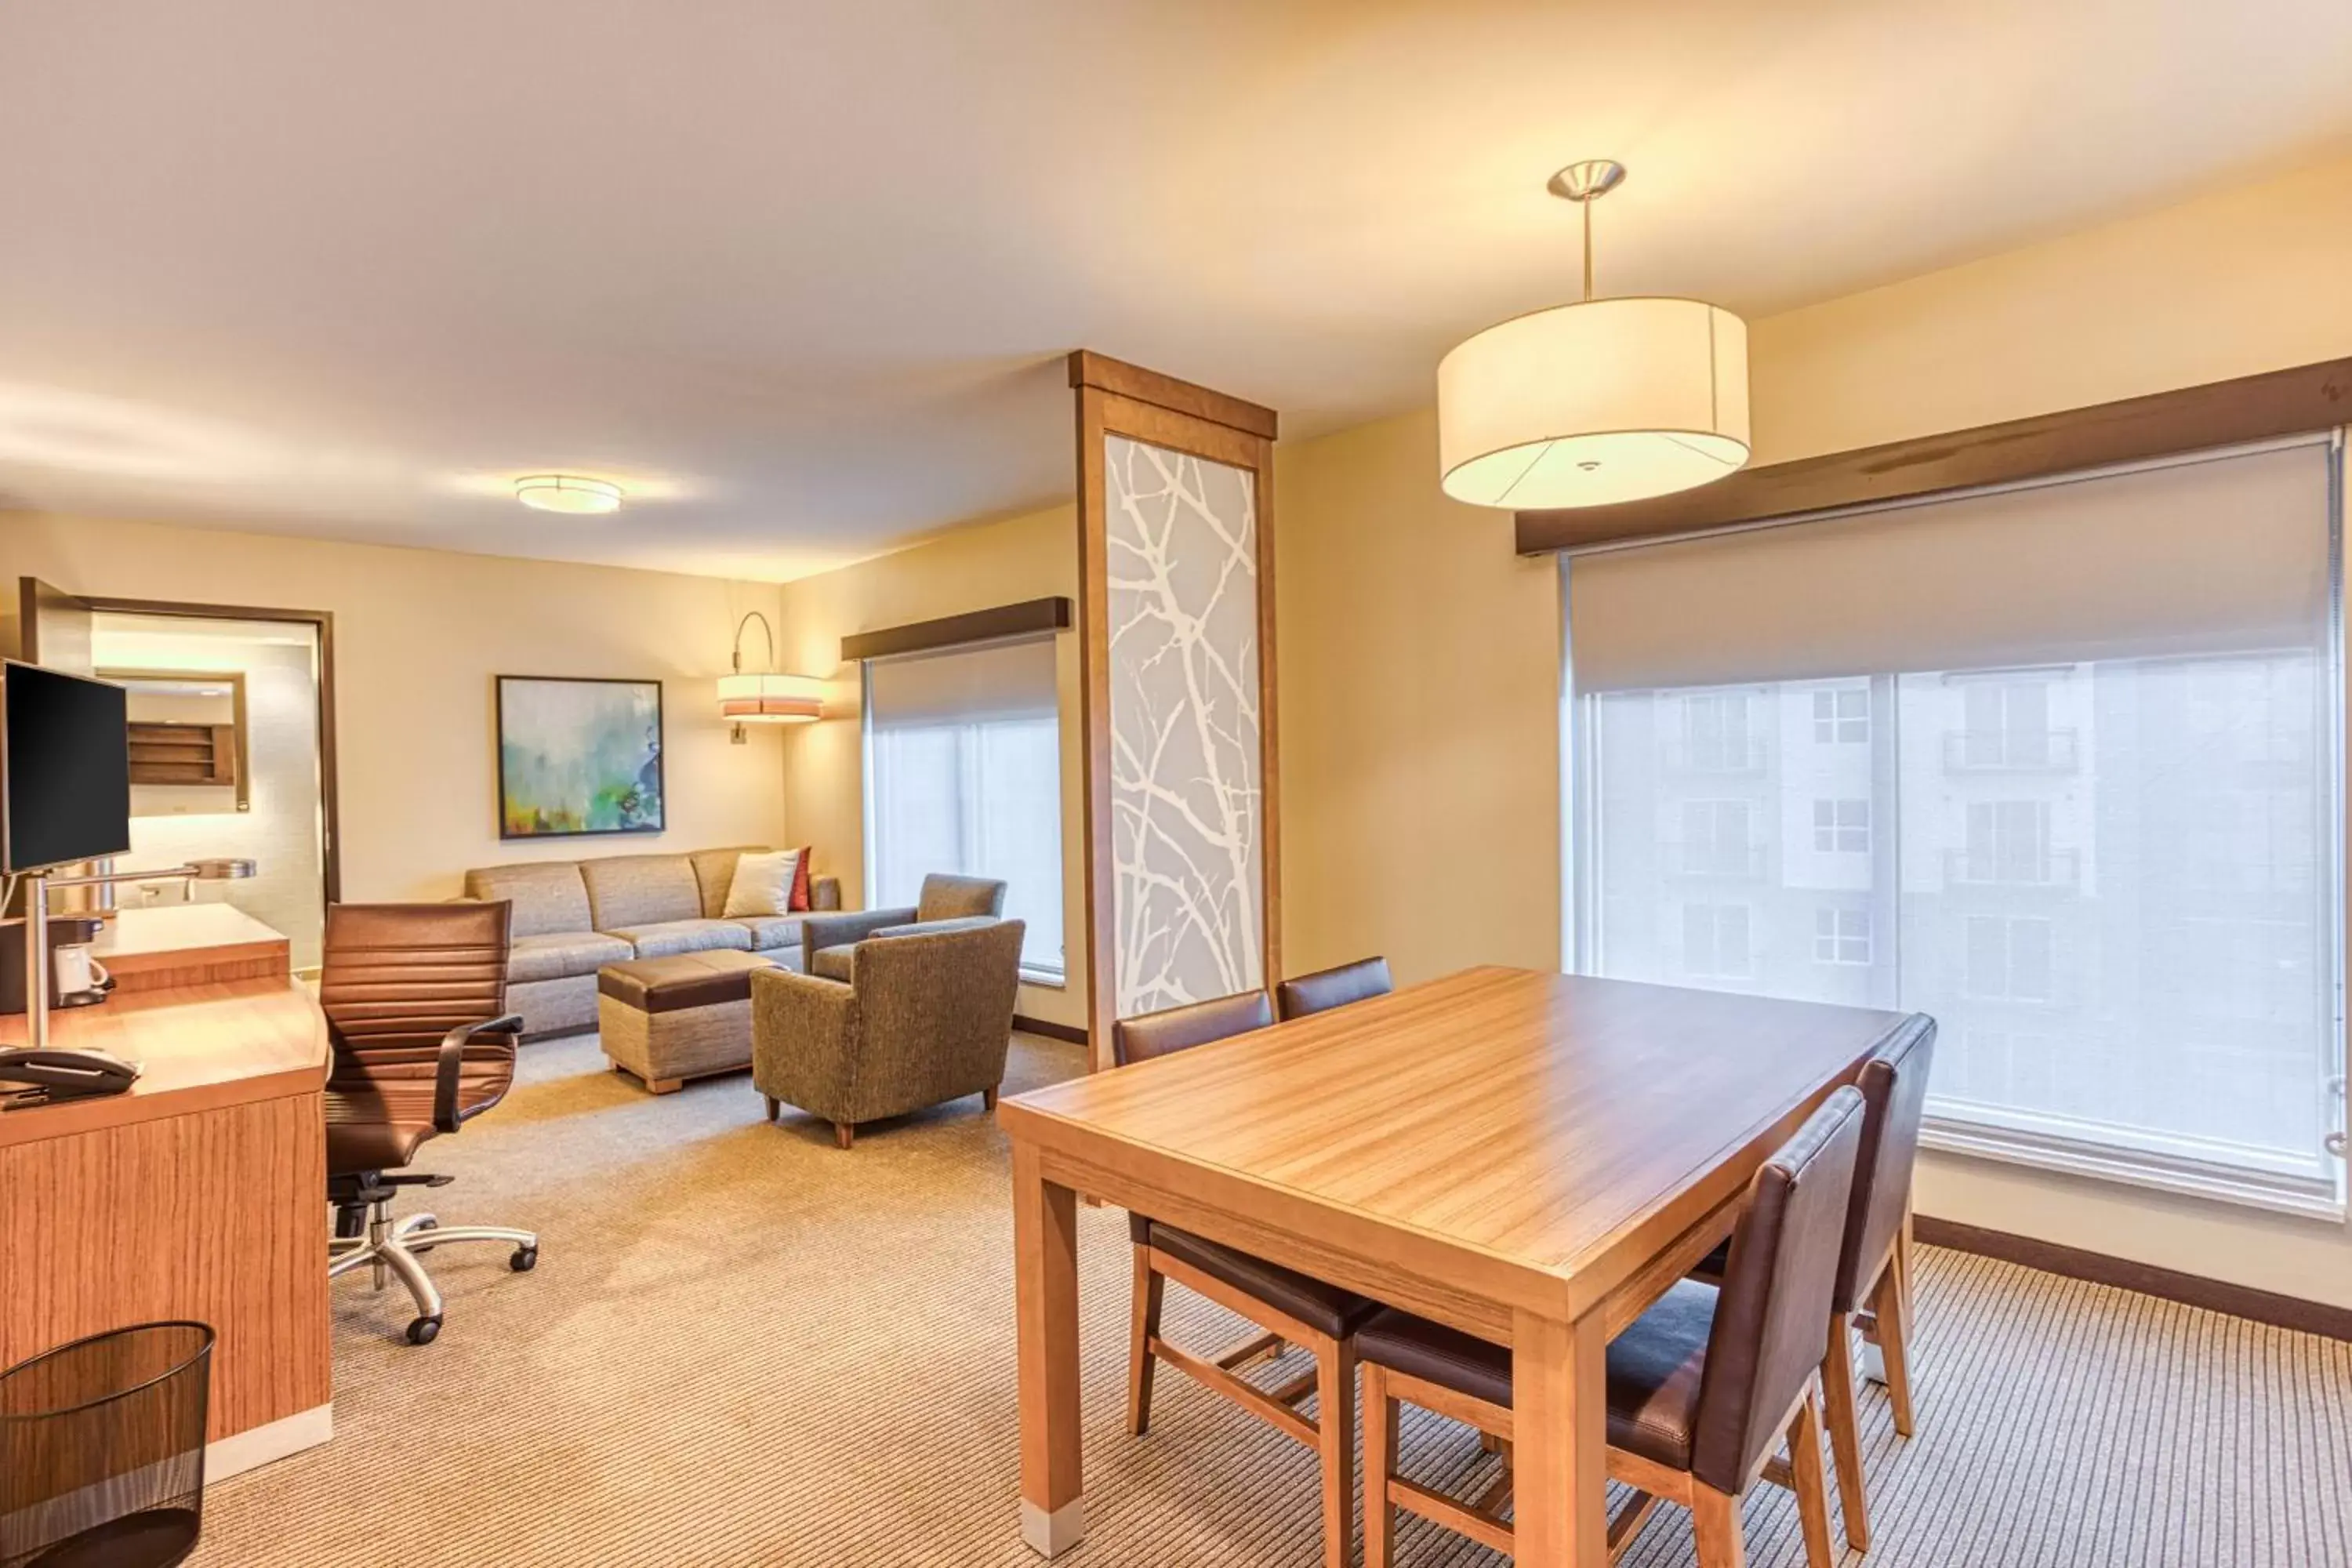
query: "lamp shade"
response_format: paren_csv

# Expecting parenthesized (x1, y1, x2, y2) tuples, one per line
(717, 672, 825, 724)
(1437, 296, 1750, 510)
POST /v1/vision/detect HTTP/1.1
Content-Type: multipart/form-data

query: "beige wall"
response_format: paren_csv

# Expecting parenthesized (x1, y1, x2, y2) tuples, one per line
(775, 503, 1086, 1029)
(0, 514, 789, 902)
(1274, 150, 2352, 1305)
(1274, 410, 1565, 986)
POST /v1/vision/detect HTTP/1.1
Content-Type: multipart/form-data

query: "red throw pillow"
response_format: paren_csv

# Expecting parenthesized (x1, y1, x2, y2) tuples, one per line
(788, 845, 815, 912)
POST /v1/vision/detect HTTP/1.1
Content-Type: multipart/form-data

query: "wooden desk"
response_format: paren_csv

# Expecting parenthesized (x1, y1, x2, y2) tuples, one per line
(997, 967, 1927, 1565)
(0, 915, 332, 1476)
(93, 902, 294, 993)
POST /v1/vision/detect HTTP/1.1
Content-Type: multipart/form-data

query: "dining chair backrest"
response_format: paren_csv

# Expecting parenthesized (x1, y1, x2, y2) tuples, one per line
(1834, 1018, 1936, 1312)
(1273, 956, 1394, 1022)
(1111, 991, 1276, 1066)
(1690, 1086, 1866, 1495)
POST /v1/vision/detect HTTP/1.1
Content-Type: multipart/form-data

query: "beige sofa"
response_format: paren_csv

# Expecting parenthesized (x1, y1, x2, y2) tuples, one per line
(463, 846, 840, 1040)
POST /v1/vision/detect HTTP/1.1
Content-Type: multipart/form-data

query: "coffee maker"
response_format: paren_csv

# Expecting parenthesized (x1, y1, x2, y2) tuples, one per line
(0, 915, 114, 1014)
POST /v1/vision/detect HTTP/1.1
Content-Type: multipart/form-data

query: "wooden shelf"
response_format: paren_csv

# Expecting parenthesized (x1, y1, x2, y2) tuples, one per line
(126, 721, 237, 786)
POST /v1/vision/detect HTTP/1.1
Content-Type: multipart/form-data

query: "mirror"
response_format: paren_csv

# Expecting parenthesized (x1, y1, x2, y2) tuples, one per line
(100, 669, 251, 815)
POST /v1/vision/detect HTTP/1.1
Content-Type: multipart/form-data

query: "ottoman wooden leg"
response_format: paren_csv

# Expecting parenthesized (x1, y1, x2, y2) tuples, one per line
(648, 1077, 682, 1095)
(764, 1095, 780, 1122)
(984, 1085, 1000, 1110)
(834, 1121, 855, 1150)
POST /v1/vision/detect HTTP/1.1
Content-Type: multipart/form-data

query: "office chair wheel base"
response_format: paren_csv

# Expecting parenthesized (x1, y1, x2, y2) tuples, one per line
(406, 1315, 442, 1345)
(410, 1218, 439, 1254)
(510, 1245, 539, 1273)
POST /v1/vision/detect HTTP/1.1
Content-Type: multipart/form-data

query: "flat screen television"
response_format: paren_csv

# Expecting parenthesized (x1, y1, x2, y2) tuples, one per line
(2, 660, 131, 873)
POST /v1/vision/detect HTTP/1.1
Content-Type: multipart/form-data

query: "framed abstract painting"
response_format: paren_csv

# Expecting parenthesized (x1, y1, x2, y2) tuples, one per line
(495, 675, 666, 840)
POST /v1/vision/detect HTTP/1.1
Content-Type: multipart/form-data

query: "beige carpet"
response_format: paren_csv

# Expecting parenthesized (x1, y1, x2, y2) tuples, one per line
(194, 1033, 2352, 1566)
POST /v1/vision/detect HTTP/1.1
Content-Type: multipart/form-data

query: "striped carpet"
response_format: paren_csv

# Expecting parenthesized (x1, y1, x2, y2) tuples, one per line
(194, 1032, 2352, 1566)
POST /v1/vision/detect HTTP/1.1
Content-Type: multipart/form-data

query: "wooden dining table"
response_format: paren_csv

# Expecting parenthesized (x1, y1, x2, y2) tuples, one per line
(998, 965, 1928, 1566)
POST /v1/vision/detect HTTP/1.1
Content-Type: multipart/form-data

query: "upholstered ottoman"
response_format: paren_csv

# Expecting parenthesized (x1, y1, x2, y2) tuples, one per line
(598, 949, 779, 1094)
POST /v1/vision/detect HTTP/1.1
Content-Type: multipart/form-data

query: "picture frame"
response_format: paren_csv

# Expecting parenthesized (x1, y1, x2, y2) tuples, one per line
(495, 674, 666, 840)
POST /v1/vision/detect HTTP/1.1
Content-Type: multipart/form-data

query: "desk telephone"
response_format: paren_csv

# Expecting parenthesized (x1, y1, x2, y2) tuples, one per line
(0, 1046, 141, 1105)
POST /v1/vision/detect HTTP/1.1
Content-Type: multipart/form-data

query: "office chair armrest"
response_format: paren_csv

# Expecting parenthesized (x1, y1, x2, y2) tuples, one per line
(434, 1013, 525, 1134)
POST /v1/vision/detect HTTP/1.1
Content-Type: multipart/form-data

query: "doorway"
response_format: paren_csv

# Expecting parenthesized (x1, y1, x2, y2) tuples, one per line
(16, 579, 339, 975)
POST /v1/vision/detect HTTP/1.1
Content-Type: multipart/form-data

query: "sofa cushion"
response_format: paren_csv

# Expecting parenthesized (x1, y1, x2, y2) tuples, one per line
(612, 919, 756, 959)
(731, 914, 809, 953)
(810, 944, 856, 982)
(465, 862, 593, 938)
(510, 930, 635, 983)
(582, 855, 702, 930)
(690, 845, 768, 918)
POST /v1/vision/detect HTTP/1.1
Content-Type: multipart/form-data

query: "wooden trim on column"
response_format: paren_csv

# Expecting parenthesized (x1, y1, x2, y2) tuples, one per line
(840, 597, 1072, 662)
(1515, 354, 2352, 555)
(1071, 351, 1280, 1068)
(1069, 350, 1279, 442)
(1915, 1216, 2352, 1344)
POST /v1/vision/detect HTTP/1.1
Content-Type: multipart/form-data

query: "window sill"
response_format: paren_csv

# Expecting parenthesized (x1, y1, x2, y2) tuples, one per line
(1018, 968, 1067, 991)
(1921, 1115, 2344, 1222)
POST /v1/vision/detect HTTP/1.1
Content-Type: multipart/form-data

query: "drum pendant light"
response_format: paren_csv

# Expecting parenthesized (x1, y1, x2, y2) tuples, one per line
(1437, 160, 1750, 510)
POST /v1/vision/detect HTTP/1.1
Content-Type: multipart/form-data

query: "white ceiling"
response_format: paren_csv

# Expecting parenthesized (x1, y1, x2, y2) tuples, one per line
(2, 1, 2348, 582)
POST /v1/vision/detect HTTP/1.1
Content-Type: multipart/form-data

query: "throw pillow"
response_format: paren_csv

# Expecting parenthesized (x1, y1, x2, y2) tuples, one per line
(723, 848, 802, 918)
(788, 844, 815, 912)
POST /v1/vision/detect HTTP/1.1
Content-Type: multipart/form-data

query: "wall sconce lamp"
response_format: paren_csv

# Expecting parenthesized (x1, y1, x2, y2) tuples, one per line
(718, 612, 824, 744)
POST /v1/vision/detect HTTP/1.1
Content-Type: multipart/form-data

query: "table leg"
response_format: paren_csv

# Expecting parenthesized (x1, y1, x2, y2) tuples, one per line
(1512, 1306, 1610, 1568)
(1013, 1142, 1084, 1556)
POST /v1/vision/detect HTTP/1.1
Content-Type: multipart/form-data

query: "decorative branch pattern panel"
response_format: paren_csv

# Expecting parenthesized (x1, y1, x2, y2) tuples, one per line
(1105, 434, 1265, 1018)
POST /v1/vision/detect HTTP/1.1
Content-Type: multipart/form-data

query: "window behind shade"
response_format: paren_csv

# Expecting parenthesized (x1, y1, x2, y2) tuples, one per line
(1565, 437, 2343, 1217)
(862, 636, 1064, 981)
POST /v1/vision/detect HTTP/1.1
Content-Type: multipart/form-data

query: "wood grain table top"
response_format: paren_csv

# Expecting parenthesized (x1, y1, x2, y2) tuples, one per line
(1001, 967, 1920, 1319)
(0, 976, 328, 1147)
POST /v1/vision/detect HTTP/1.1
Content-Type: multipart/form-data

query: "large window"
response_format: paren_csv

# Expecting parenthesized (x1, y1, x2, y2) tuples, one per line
(862, 637, 1065, 981)
(1568, 439, 2343, 1214)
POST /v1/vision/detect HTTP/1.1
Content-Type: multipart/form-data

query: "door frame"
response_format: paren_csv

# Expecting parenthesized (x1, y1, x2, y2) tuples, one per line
(78, 595, 343, 905)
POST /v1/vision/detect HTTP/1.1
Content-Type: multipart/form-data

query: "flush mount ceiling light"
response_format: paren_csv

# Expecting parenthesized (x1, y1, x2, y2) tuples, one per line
(514, 474, 623, 514)
(1437, 160, 1750, 511)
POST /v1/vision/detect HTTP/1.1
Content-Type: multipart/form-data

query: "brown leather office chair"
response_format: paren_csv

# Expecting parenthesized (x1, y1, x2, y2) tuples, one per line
(1274, 956, 1393, 1021)
(1113, 991, 1379, 1568)
(1356, 1087, 1867, 1568)
(322, 902, 537, 1345)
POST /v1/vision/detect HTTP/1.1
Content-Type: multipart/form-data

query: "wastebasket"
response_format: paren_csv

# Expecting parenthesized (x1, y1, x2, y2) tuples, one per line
(0, 1322, 215, 1568)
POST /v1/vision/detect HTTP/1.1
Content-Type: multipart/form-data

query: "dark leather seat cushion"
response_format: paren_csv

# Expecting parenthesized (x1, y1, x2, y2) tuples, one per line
(1143, 1220, 1381, 1339)
(1354, 1279, 1719, 1473)
(324, 1062, 511, 1176)
(598, 949, 776, 1012)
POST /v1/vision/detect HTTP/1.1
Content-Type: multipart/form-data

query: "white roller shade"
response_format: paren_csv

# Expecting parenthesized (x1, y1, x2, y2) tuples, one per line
(864, 634, 1064, 978)
(865, 637, 1057, 725)
(1570, 441, 2333, 693)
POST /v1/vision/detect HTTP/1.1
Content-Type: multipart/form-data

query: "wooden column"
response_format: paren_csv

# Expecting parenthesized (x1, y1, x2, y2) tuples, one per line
(1071, 351, 1279, 1065)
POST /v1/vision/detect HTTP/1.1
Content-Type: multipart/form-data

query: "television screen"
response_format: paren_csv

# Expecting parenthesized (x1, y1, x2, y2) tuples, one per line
(3, 661, 131, 873)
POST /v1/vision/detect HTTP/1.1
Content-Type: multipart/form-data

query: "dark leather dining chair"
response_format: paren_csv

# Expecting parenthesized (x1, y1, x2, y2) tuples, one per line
(1685, 1014, 1936, 1552)
(1817, 1018, 1936, 1551)
(1273, 956, 1393, 1021)
(322, 902, 538, 1345)
(1113, 990, 1378, 1568)
(1356, 1087, 1867, 1568)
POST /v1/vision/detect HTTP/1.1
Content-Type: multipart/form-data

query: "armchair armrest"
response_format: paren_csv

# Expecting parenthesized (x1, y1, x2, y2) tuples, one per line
(866, 915, 1000, 942)
(800, 906, 917, 970)
(434, 1013, 524, 1134)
